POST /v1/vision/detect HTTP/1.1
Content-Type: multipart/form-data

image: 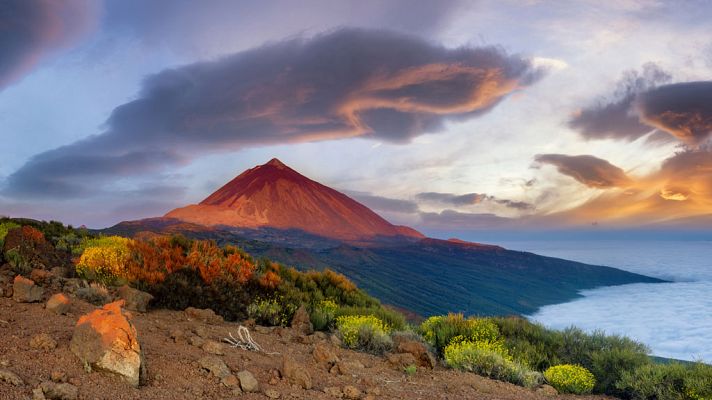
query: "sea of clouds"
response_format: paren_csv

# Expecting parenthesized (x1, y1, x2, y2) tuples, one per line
(501, 240, 712, 362)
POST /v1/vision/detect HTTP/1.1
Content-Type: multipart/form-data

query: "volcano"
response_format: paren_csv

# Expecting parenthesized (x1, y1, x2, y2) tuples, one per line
(165, 158, 423, 241)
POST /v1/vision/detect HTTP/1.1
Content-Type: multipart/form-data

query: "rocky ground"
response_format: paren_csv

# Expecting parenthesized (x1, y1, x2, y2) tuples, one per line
(0, 270, 613, 400)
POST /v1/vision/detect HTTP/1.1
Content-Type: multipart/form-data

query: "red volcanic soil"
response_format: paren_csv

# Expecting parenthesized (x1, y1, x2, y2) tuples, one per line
(166, 159, 424, 241)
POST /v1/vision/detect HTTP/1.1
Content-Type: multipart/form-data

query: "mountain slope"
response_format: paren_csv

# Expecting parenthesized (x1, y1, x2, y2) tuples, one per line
(165, 158, 423, 241)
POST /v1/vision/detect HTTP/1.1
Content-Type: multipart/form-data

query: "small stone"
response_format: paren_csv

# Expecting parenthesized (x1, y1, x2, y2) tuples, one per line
(281, 355, 312, 390)
(237, 370, 259, 393)
(194, 325, 209, 338)
(336, 359, 365, 376)
(40, 381, 78, 400)
(386, 353, 417, 369)
(290, 305, 313, 335)
(0, 368, 24, 386)
(198, 355, 231, 379)
(67, 378, 80, 386)
(116, 285, 153, 313)
(202, 340, 225, 355)
(329, 334, 342, 347)
(313, 342, 339, 365)
(264, 388, 281, 399)
(537, 384, 558, 396)
(33, 387, 46, 400)
(184, 307, 223, 324)
(50, 371, 67, 383)
(363, 395, 376, 400)
(46, 294, 71, 315)
(169, 329, 185, 343)
(189, 335, 206, 347)
(342, 385, 361, 400)
(13, 275, 44, 303)
(323, 386, 343, 398)
(394, 338, 436, 369)
(30, 333, 57, 351)
(221, 374, 239, 388)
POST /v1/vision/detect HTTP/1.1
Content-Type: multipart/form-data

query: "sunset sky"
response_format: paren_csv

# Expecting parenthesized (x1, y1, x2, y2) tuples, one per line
(1, 0, 711, 239)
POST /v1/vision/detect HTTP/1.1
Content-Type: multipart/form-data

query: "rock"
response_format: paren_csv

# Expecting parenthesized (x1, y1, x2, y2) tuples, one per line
(324, 386, 343, 398)
(281, 355, 312, 390)
(202, 340, 225, 355)
(30, 269, 53, 285)
(169, 329, 185, 343)
(237, 370, 259, 393)
(30, 333, 57, 351)
(46, 293, 71, 315)
(70, 300, 145, 387)
(50, 371, 67, 383)
(0, 368, 24, 386)
(198, 355, 231, 379)
(264, 388, 281, 399)
(336, 359, 365, 376)
(75, 285, 111, 305)
(116, 285, 153, 313)
(50, 267, 70, 278)
(185, 307, 222, 324)
(32, 387, 46, 400)
(537, 384, 558, 396)
(40, 381, 78, 400)
(395, 339, 436, 369)
(221, 374, 239, 388)
(290, 305, 313, 335)
(329, 334, 342, 347)
(193, 325, 209, 338)
(342, 385, 361, 400)
(386, 353, 417, 369)
(313, 342, 340, 365)
(13, 275, 44, 303)
(189, 336, 206, 347)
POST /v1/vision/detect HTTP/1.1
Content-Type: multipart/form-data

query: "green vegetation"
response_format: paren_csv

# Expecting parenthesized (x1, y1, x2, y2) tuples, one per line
(404, 364, 417, 376)
(544, 364, 596, 394)
(1, 216, 709, 399)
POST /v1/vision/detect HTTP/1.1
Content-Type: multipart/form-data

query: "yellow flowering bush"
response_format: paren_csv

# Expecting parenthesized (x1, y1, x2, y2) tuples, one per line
(419, 313, 501, 354)
(76, 236, 133, 285)
(335, 315, 392, 353)
(311, 299, 339, 331)
(544, 364, 596, 394)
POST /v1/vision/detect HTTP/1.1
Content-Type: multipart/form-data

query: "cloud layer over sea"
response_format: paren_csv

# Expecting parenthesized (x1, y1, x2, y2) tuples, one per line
(502, 240, 712, 362)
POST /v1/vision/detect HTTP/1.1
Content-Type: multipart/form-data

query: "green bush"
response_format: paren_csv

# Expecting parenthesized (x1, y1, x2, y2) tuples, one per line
(492, 316, 562, 370)
(310, 299, 338, 331)
(616, 361, 712, 400)
(444, 338, 538, 387)
(544, 364, 596, 394)
(335, 305, 407, 332)
(420, 314, 500, 355)
(247, 297, 296, 326)
(404, 364, 417, 376)
(0, 221, 20, 249)
(335, 315, 393, 354)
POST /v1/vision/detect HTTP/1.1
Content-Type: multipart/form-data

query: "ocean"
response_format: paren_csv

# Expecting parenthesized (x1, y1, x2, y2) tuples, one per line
(498, 240, 712, 362)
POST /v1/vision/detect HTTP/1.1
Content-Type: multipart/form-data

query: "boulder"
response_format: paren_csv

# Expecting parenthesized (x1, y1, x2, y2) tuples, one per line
(237, 370, 259, 393)
(13, 275, 44, 303)
(70, 300, 145, 387)
(46, 294, 71, 315)
(281, 355, 312, 389)
(116, 285, 153, 313)
(198, 355, 230, 379)
(313, 342, 340, 365)
(395, 339, 436, 369)
(185, 307, 223, 324)
(290, 305, 313, 335)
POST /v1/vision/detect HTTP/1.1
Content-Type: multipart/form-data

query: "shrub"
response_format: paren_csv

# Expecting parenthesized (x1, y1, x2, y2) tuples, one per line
(335, 305, 407, 332)
(616, 361, 712, 400)
(76, 236, 133, 285)
(404, 364, 417, 376)
(444, 339, 536, 387)
(2, 225, 51, 274)
(0, 221, 20, 249)
(336, 315, 392, 354)
(247, 297, 296, 326)
(311, 299, 338, 331)
(492, 316, 562, 370)
(76, 282, 112, 305)
(420, 314, 500, 354)
(544, 364, 596, 395)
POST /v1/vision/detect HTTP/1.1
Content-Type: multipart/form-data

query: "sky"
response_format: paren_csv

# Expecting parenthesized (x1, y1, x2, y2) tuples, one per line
(1, 0, 712, 240)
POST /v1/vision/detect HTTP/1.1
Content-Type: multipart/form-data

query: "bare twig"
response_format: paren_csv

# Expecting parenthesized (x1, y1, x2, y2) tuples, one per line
(223, 325, 280, 355)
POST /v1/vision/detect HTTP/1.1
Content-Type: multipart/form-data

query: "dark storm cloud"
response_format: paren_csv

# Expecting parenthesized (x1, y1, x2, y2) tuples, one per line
(5, 28, 544, 198)
(416, 192, 534, 210)
(0, 0, 96, 90)
(343, 191, 420, 214)
(568, 63, 671, 141)
(636, 81, 712, 145)
(534, 154, 632, 189)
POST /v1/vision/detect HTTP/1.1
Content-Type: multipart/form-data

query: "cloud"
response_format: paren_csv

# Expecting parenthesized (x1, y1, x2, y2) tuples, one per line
(534, 154, 632, 189)
(418, 209, 517, 230)
(343, 190, 419, 214)
(568, 63, 671, 141)
(5, 28, 544, 198)
(0, 0, 97, 90)
(416, 192, 534, 211)
(636, 81, 712, 145)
